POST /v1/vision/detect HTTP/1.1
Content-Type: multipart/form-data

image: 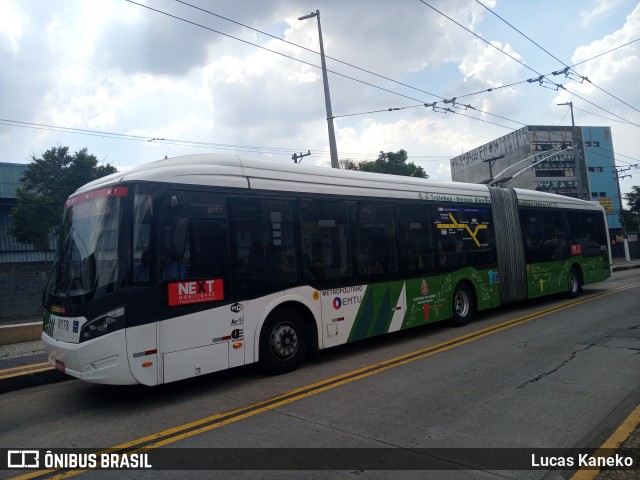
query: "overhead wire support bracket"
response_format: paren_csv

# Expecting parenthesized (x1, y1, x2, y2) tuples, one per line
(292, 150, 311, 164)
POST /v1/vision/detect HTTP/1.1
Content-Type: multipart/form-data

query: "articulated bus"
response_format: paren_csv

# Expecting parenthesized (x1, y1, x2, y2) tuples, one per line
(42, 155, 611, 385)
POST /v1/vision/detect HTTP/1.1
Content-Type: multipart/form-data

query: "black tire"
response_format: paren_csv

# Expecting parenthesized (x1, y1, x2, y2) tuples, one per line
(567, 266, 582, 298)
(259, 308, 308, 375)
(451, 283, 476, 327)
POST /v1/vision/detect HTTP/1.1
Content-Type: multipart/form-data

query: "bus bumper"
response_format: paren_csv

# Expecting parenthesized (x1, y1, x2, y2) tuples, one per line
(42, 330, 137, 385)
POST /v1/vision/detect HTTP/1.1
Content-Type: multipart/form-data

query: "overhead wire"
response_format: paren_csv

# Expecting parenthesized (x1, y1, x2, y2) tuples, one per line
(0, 118, 453, 162)
(418, 0, 640, 128)
(125, 0, 430, 105)
(572, 106, 635, 125)
(145, 1, 525, 128)
(157, 1, 531, 129)
(5, 2, 635, 169)
(130, 0, 640, 136)
(173, 0, 443, 101)
(416, 0, 542, 77)
(571, 38, 639, 67)
(474, 0, 640, 116)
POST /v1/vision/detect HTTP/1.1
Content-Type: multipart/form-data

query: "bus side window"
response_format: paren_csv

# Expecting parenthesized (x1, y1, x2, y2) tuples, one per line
(230, 198, 297, 294)
(158, 221, 190, 280)
(299, 200, 352, 283)
(582, 212, 607, 257)
(521, 210, 542, 263)
(188, 221, 229, 280)
(397, 205, 434, 274)
(355, 203, 397, 276)
(540, 211, 569, 261)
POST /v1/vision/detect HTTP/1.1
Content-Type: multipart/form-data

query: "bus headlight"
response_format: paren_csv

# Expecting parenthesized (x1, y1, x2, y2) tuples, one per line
(80, 307, 126, 342)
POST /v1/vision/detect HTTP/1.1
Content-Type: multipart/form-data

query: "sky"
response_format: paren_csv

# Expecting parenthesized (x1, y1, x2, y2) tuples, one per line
(1, 0, 639, 201)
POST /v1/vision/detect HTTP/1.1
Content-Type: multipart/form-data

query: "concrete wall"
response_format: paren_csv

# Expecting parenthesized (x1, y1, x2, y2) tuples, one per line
(450, 127, 531, 183)
(0, 261, 52, 322)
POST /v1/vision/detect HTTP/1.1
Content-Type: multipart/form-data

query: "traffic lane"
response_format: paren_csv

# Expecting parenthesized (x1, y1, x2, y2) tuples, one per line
(10, 278, 637, 480)
(1, 274, 637, 452)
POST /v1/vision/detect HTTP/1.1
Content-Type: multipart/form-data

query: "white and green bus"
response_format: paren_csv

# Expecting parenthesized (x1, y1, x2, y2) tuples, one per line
(42, 154, 611, 385)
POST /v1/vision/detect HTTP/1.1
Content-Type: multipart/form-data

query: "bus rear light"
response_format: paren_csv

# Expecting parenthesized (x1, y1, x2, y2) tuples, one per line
(233, 342, 243, 349)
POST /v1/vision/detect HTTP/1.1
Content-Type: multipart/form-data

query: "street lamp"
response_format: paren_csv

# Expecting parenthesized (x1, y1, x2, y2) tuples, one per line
(299, 10, 339, 169)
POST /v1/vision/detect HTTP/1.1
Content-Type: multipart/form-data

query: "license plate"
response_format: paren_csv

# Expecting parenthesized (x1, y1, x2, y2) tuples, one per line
(55, 360, 65, 373)
(48, 314, 86, 343)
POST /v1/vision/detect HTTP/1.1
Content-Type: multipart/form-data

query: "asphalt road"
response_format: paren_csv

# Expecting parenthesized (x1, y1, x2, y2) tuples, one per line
(1, 268, 639, 480)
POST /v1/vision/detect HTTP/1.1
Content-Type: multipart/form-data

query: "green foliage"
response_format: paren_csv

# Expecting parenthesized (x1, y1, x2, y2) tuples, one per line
(10, 146, 117, 248)
(624, 186, 640, 231)
(340, 150, 428, 178)
(625, 186, 640, 215)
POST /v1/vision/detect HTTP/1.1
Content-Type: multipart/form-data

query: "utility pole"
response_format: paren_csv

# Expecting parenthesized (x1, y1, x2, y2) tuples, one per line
(613, 166, 633, 261)
(299, 10, 339, 169)
(557, 101, 587, 200)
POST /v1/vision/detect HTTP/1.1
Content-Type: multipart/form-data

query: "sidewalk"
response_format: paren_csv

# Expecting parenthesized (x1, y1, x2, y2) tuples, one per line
(611, 256, 640, 271)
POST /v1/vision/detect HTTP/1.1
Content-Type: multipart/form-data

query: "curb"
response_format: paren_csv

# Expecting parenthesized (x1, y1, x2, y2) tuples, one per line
(0, 322, 41, 346)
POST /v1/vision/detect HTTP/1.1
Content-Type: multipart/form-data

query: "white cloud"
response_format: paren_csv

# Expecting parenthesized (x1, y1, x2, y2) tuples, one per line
(0, 0, 27, 54)
(580, 0, 625, 25)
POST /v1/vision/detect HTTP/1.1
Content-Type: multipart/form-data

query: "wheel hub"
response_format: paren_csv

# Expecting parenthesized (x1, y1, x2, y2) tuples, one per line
(271, 323, 298, 359)
(455, 291, 469, 317)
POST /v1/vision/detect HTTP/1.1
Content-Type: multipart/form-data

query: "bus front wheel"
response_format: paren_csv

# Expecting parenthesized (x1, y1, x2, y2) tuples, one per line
(451, 283, 476, 327)
(259, 308, 308, 375)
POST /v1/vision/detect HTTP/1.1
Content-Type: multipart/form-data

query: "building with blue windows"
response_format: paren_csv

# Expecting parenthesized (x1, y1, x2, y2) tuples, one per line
(450, 125, 622, 234)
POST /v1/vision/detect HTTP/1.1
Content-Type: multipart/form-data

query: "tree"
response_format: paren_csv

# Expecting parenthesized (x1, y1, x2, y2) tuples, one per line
(340, 149, 428, 178)
(624, 186, 640, 231)
(10, 146, 117, 248)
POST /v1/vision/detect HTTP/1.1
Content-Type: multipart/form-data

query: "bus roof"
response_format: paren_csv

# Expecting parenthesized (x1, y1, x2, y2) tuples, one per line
(73, 153, 603, 211)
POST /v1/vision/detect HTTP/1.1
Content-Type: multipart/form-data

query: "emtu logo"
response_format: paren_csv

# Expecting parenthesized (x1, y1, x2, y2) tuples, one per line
(8, 450, 39, 468)
(332, 297, 343, 310)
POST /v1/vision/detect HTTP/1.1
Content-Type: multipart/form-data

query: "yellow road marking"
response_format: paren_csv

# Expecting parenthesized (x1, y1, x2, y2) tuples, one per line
(571, 403, 640, 480)
(0, 362, 52, 380)
(11, 282, 640, 480)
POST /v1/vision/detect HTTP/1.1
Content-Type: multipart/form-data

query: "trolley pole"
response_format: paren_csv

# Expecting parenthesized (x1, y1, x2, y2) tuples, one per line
(299, 10, 339, 169)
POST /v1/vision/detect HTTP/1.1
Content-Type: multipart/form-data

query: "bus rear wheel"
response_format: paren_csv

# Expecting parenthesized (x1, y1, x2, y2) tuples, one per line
(259, 308, 308, 375)
(451, 283, 476, 327)
(567, 266, 582, 298)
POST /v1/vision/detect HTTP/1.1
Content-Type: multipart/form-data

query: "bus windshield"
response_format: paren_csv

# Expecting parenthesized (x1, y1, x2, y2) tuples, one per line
(47, 187, 128, 304)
